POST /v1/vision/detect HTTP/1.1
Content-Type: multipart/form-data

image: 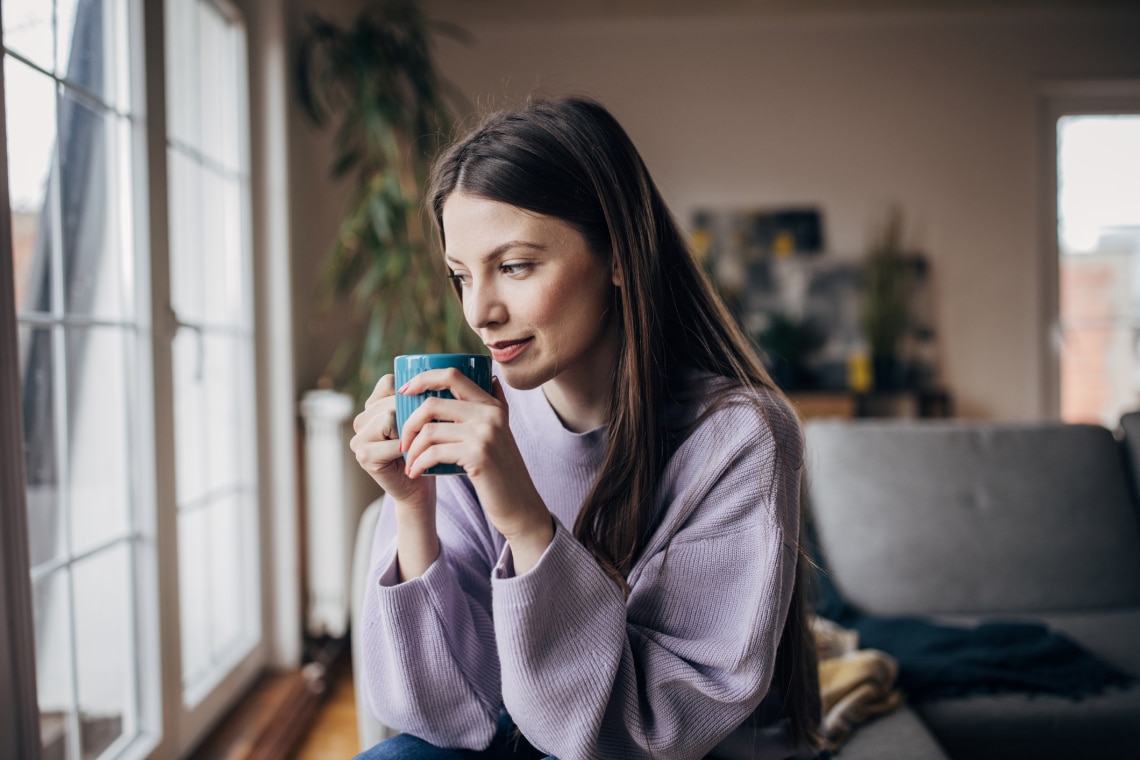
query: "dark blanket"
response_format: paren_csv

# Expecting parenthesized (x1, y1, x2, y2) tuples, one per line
(813, 560, 1135, 701)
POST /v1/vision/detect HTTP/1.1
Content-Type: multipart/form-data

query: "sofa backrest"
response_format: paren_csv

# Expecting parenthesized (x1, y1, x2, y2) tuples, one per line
(804, 419, 1140, 616)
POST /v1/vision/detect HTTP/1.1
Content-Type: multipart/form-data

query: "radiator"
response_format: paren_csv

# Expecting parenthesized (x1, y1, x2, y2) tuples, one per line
(299, 388, 357, 638)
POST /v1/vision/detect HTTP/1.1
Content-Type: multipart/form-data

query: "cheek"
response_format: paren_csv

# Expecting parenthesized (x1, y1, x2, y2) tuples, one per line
(521, 280, 564, 329)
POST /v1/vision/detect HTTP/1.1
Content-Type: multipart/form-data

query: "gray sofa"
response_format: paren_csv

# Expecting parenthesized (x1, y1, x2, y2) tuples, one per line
(804, 414, 1140, 759)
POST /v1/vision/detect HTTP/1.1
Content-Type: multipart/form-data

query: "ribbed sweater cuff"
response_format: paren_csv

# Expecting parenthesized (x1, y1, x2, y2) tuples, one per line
(373, 542, 454, 619)
(491, 515, 623, 616)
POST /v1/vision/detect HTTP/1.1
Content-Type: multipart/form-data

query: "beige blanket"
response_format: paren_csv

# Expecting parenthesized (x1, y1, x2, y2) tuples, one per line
(812, 617, 904, 751)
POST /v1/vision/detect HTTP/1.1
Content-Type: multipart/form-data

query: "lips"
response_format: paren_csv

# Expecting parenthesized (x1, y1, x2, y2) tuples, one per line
(487, 337, 533, 363)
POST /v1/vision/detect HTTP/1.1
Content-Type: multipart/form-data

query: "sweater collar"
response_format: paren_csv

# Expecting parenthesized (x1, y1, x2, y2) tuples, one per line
(501, 372, 608, 467)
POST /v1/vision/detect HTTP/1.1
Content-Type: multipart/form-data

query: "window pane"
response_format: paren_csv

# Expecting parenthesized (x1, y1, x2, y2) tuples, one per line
(204, 333, 240, 493)
(200, 169, 228, 325)
(2, 0, 53, 71)
(167, 150, 203, 322)
(169, 0, 260, 713)
(66, 326, 131, 555)
(5, 56, 56, 314)
(58, 0, 129, 112)
(20, 325, 65, 569)
(208, 493, 243, 657)
(178, 505, 209, 692)
(164, 0, 197, 151)
(198, 3, 240, 170)
(34, 569, 75, 760)
(1057, 115, 1140, 426)
(55, 0, 80, 75)
(172, 325, 206, 506)
(199, 173, 247, 326)
(73, 543, 133, 757)
(60, 88, 131, 320)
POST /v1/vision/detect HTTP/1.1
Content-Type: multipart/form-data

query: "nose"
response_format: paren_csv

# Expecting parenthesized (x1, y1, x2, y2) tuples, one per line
(464, 277, 507, 330)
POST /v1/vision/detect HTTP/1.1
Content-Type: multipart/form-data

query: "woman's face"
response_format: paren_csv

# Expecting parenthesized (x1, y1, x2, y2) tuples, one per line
(441, 192, 619, 393)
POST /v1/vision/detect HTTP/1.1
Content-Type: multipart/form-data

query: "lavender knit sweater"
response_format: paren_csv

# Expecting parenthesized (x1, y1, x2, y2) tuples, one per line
(359, 373, 805, 760)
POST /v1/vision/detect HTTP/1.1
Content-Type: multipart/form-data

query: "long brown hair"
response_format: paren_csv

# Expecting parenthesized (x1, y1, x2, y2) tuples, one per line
(428, 96, 820, 750)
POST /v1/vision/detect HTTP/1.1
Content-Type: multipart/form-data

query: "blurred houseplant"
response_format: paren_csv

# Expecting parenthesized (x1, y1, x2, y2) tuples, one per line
(860, 206, 913, 389)
(296, 0, 478, 402)
(756, 313, 826, 391)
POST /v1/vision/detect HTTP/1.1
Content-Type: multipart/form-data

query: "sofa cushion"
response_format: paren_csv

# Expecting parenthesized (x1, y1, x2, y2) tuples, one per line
(833, 705, 950, 760)
(911, 609, 1140, 760)
(805, 420, 1140, 615)
(914, 682, 1140, 760)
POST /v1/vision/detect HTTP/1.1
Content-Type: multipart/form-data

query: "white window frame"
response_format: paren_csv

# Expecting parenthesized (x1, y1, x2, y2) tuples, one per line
(1038, 79, 1140, 419)
(1, 0, 301, 756)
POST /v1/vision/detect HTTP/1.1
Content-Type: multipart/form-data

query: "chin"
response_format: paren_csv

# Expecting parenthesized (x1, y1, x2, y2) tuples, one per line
(495, 363, 551, 392)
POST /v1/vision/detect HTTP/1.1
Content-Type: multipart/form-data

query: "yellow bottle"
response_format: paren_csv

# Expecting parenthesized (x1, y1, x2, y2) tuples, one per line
(847, 342, 873, 393)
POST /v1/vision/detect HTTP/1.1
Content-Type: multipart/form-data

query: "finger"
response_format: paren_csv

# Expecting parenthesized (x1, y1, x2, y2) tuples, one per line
(386, 408, 399, 439)
(399, 396, 482, 452)
(365, 374, 397, 409)
(491, 376, 507, 405)
(399, 367, 492, 403)
(356, 408, 399, 445)
(406, 442, 470, 479)
(353, 395, 396, 434)
(351, 436, 404, 475)
(404, 419, 470, 464)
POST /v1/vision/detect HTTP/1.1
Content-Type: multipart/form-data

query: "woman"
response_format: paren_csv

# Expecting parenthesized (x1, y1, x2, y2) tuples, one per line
(350, 96, 822, 760)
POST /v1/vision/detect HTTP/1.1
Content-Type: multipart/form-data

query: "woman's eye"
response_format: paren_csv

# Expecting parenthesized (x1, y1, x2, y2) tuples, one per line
(500, 262, 532, 277)
(447, 272, 471, 286)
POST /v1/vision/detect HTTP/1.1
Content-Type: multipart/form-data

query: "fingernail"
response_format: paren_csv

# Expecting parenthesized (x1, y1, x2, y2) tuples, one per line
(397, 382, 410, 394)
(399, 440, 404, 453)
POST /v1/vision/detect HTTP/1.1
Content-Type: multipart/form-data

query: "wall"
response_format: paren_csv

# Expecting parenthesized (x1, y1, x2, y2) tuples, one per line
(290, 2, 1140, 420)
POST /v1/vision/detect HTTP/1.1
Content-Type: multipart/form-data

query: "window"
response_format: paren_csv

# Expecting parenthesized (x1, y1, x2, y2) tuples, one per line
(1056, 114, 1140, 426)
(1042, 82, 1140, 423)
(2, 0, 280, 757)
(164, 0, 261, 709)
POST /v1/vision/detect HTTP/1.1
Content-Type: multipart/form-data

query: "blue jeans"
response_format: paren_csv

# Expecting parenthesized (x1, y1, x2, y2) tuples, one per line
(355, 711, 555, 760)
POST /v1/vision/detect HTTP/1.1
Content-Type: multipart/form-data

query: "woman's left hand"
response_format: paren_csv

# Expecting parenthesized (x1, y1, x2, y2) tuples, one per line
(398, 368, 554, 571)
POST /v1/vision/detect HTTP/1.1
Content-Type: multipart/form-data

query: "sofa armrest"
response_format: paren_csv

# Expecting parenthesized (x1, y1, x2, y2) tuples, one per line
(351, 497, 397, 750)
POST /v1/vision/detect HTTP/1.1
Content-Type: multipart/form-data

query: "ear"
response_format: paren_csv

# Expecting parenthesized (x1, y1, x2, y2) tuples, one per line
(611, 258, 623, 287)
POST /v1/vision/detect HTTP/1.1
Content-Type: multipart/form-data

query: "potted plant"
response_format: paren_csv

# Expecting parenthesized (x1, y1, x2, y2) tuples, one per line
(295, 0, 478, 403)
(860, 206, 913, 390)
(755, 313, 826, 391)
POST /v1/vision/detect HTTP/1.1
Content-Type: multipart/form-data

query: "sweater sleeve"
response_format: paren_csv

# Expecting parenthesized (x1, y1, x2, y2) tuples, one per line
(491, 403, 803, 760)
(358, 480, 503, 749)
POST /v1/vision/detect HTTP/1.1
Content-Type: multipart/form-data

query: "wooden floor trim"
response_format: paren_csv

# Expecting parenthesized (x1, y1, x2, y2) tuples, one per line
(189, 639, 347, 760)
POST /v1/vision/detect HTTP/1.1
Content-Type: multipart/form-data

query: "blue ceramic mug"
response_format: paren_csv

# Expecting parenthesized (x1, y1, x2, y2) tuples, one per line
(394, 353, 493, 475)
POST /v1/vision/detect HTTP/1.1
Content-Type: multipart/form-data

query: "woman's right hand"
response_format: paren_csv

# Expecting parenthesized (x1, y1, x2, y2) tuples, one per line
(350, 374, 434, 507)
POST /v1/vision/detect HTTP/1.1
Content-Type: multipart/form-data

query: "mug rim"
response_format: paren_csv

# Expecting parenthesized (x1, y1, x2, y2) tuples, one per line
(394, 352, 490, 362)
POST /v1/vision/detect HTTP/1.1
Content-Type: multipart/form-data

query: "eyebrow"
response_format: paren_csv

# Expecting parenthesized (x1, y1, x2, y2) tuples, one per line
(445, 240, 546, 267)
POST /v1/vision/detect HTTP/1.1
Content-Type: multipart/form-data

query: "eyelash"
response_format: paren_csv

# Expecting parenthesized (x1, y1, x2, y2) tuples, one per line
(447, 262, 533, 286)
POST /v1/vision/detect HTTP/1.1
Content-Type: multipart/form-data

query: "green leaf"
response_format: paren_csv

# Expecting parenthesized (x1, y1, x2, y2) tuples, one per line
(295, 0, 466, 392)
